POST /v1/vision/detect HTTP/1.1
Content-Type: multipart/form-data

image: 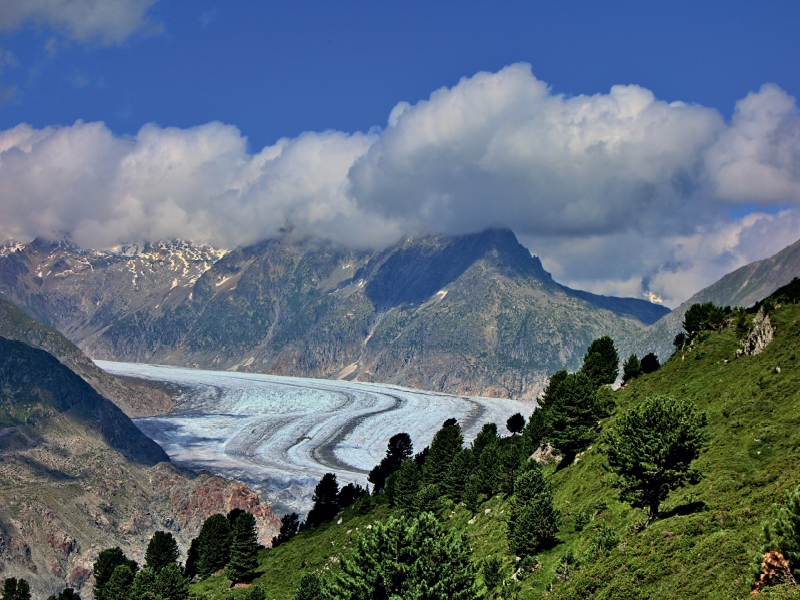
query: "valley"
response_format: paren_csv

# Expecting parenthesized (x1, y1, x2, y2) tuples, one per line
(97, 361, 534, 514)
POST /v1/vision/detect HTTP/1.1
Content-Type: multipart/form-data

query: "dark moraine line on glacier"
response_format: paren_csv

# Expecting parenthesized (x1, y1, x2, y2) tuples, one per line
(311, 392, 406, 474)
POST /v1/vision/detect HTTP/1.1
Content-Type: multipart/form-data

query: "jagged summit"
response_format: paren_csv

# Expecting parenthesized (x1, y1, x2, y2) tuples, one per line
(0, 228, 665, 399)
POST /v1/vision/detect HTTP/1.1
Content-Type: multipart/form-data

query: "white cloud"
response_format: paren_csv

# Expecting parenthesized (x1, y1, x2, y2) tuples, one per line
(0, 0, 160, 44)
(1, 64, 799, 305)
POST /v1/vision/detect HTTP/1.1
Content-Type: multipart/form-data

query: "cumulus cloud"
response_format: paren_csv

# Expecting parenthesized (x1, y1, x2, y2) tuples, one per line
(0, 0, 160, 44)
(1, 63, 799, 305)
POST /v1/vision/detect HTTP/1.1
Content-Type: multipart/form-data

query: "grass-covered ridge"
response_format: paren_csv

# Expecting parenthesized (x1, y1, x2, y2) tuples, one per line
(192, 302, 800, 599)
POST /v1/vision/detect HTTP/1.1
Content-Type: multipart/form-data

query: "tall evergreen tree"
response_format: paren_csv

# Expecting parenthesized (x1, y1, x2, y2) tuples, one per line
(228, 512, 260, 583)
(545, 372, 602, 462)
(538, 370, 568, 412)
(183, 538, 200, 579)
(338, 483, 367, 509)
(507, 466, 559, 556)
(476, 441, 502, 496)
(196, 514, 232, 578)
(471, 422, 498, 458)
(155, 563, 189, 600)
(622, 354, 642, 383)
(305, 472, 341, 527)
(442, 448, 474, 502)
(521, 409, 547, 457)
(103, 565, 134, 600)
(93, 547, 137, 600)
(580, 336, 619, 387)
(226, 508, 245, 526)
(761, 484, 800, 575)
(1, 578, 31, 600)
(423, 420, 464, 485)
(271, 512, 300, 547)
(640, 353, 660, 374)
(144, 531, 180, 574)
(46, 588, 80, 600)
(604, 395, 707, 525)
(391, 458, 422, 510)
(131, 566, 158, 600)
(383, 432, 414, 471)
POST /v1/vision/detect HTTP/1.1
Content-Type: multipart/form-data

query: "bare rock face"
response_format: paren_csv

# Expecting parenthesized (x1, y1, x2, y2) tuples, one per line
(0, 230, 667, 401)
(738, 309, 774, 357)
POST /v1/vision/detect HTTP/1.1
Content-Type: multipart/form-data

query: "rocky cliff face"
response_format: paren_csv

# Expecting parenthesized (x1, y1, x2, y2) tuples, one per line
(625, 236, 800, 364)
(0, 338, 279, 599)
(0, 230, 666, 399)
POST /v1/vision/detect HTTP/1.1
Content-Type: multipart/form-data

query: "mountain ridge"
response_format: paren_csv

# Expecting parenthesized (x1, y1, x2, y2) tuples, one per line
(0, 229, 667, 400)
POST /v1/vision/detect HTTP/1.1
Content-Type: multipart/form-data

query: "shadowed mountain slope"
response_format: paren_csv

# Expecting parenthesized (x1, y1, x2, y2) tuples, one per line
(0, 230, 666, 399)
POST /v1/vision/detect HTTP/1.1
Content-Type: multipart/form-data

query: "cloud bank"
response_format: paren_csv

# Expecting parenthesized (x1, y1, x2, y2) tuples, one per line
(1, 64, 799, 306)
(0, 0, 159, 44)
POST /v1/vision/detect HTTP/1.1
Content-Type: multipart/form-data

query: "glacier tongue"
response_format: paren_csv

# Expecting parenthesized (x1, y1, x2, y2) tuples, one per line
(96, 360, 536, 515)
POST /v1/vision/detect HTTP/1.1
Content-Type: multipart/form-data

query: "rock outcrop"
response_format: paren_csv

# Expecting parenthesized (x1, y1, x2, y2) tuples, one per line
(737, 309, 774, 357)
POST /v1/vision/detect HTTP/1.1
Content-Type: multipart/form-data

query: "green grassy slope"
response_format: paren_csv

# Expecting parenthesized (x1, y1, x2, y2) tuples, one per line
(192, 302, 800, 600)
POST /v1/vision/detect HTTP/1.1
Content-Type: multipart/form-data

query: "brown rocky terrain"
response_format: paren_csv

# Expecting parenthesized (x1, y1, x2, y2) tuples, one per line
(0, 337, 279, 598)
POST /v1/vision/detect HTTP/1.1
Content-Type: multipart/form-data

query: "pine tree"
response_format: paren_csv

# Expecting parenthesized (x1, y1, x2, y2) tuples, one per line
(414, 484, 442, 514)
(144, 531, 180, 574)
(338, 483, 367, 509)
(604, 395, 707, 525)
(580, 336, 619, 387)
(521, 409, 547, 457)
(330, 513, 479, 599)
(391, 458, 422, 510)
(294, 573, 325, 600)
(442, 448, 474, 502)
(622, 354, 642, 383)
(271, 512, 300, 547)
(1, 578, 31, 600)
(538, 370, 568, 412)
(471, 422, 498, 458)
(183, 538, 200, 579)
(103, 565, 135, 600)
(46, 588, 80, 600)
(545, 372, 602, 462)
(305, 473, 340, 527)
(640, 352, 660, 374)
(507, 467, 559, 556)
(506, 413, 525, 435)
(227, 512, 259, 583)
(423, 420, 464, 485)
(196, 514, 232, 578)
(93, 547, 137, 600)
(155, 562, 189, 600)
(131, 566, 159, 599)
(477, 441, 502, 496)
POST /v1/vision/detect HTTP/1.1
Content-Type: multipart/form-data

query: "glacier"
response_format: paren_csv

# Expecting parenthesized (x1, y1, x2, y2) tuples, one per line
(96, 361, 536, 514)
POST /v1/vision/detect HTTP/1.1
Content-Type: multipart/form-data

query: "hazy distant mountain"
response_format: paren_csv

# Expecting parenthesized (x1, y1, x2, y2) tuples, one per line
(0, 229, 666, 399)
(626, 236, 800, 363)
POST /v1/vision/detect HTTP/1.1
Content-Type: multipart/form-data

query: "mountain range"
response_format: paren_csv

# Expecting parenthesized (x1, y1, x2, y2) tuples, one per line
(0, 229, 667, 399)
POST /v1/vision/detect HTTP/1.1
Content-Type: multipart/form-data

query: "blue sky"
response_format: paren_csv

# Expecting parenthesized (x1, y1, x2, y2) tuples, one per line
(1, 1, 799, 306)
(2, 1, 799, 149)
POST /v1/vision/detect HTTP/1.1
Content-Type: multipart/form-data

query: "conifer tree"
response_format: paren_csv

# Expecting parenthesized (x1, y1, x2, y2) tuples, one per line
(521, 409, 547, 457)
(604, 395, 707, 525)
(622, 354, 642, 383)
(477, 441, 502, 496)
(144, 531, 180, 574)
(580, 336, 619, 387)
(330, 513, 478, 599)
(640, 353, 660, 374)
(227, 512, 259, 583)
(764, 484, 800, 573)
(196, 514, 232, 578)
(305, 473, 340, 527)
(93, 548, 137, 600)
(293, 573, 325, 600)
(271, 512, 300, 547)
(545, 372, 602, 462)
(131, 567, 158, 600)
(391, 458, 422, 510)
(538, 370, 568, 412)
(103, 565, 134, 600)
(423, 420, 464, 485)
(507, 466, 559, 556)
(506, 413, 525, 435)
(46, 588, 79, 600)
(155, 562, 189, 600)
(1, 578, 31, 600)
(243, 584, 267, 600)
(471, 422, 498, 458)
(183, 538, 200, 579)
(442, 448, 474, 501)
